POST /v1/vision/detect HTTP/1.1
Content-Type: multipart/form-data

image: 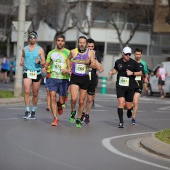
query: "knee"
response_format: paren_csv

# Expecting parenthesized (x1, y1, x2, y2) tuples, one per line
(32, 91, 38, 97)
(71, 98, 77, 104)
(133, 100, 138, 105)
(25, 89, 30, 95)
(118, 101, 125, 108)
(50, 96, 56, 102)
(79, 99, 84, 107)
(87, 98, 93, 104)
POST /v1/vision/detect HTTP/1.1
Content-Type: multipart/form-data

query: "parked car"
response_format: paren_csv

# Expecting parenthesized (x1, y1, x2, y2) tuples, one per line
(147, 61, 170, 96)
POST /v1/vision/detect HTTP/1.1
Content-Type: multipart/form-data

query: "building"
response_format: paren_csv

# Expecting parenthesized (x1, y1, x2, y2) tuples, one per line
(1, 0, 170, 77)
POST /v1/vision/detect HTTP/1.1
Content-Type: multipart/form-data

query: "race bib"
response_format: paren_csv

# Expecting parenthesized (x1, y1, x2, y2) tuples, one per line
(27, 70, 37, 79)
(52, 62, 64, 73)
(135, 76, 141, 81)
(119, 76, 129, 86)
(75, 64, 86, 74)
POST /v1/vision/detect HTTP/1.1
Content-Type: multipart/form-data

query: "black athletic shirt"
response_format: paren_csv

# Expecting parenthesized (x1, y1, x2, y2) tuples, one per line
(114, 58, 141, 89)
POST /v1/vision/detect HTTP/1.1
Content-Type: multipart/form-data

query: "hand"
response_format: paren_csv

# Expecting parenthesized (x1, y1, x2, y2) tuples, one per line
(85, 57, 91, 65)
(108, 71, 112, 76)
(144, 77, 148, 83)
(41, 67, 47, 74)
(36, 58, 40, 64)
(20, 61, 24, 67)
(61, 69, 69, 74)
(126, 69, 133, 76)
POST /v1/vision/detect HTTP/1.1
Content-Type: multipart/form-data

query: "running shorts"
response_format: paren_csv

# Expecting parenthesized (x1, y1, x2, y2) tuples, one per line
(116, 87, 134, 102)
(70, 74, 90, 90)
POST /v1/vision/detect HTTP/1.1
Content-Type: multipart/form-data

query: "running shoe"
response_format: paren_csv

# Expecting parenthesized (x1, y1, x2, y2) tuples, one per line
(76, 118, 82, 128)
(46, 108, 50, 111)
(30, 111, 36, 120)
(51, 118, 59, 126)
(57, 102, 63, 115)
(69, 111, 76, 123)
(62, 104, 66, 108)
(118, 122, 124, 128)
(80, 112, 85, 122)
(127, 109, 132, 118)
(23, 111, 31, 119)
(132, 118, 137, 125)
(84, 114, 90, 124)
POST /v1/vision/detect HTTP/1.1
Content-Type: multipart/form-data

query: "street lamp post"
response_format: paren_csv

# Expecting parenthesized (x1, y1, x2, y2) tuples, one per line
(14, 0, 26, 97)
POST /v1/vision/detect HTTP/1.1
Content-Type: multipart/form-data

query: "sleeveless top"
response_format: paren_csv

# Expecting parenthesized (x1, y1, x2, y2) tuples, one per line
(24, 45, 41, 74)
(1, 58, 10, 70)
(71, 48, 89, 76)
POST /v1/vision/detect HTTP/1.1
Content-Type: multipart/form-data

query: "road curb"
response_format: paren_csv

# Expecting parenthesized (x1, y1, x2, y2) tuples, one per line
(0, 97, 24, 104)
(140, 133, 170, 159)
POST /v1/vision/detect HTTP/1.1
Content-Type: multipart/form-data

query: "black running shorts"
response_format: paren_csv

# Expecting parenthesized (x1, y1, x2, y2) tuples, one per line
(116, 87, 134, 102)
(70, 74, 90, 90)
(23, 73, 41, 82)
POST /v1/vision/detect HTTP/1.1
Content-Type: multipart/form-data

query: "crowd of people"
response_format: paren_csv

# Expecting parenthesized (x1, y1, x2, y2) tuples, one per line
(7, 30, 167, 128)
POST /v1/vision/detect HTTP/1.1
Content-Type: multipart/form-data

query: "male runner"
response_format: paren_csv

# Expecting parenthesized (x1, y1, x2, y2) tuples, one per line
(81, 38, 104, 124)
(108, 47, 142, 128)
(132, 48, 149, 125)
(43, 35, 70, 126)
(67, 36, 96, 128)
(20, 31, 45, 119)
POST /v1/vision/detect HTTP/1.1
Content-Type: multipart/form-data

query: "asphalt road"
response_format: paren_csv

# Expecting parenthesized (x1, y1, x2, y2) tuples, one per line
(0, 83, 170, 170)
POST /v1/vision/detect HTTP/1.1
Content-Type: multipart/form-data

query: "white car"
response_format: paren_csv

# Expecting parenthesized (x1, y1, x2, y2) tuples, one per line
(148, 61, 170, 96)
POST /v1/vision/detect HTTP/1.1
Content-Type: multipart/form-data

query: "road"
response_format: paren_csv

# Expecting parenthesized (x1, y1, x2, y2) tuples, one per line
(0, 83, 170, 170)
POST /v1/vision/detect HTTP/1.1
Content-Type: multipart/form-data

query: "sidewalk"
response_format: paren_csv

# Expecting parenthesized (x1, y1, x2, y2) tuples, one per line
(0, 81, 170, 159)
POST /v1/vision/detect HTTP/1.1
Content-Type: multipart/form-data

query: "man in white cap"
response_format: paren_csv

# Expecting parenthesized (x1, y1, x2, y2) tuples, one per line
(108, 46, 142, 128)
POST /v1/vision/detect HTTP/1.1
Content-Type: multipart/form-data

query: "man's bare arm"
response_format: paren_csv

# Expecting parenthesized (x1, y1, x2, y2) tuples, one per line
(108, 68, 117, 76)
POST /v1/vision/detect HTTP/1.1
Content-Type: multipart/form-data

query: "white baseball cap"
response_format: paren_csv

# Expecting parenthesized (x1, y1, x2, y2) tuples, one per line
(122, 47, 132, 54)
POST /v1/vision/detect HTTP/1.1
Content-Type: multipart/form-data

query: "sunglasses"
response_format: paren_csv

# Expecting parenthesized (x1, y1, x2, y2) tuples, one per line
(124, 53, 131, 56)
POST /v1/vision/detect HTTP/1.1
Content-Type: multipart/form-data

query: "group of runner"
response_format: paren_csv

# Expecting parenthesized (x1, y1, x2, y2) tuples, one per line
(20, 31, 149, 128)
(20, 32, 103, 128)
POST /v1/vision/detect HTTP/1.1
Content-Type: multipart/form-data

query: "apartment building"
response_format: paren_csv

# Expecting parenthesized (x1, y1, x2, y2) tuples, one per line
(1, 0, 170, 76)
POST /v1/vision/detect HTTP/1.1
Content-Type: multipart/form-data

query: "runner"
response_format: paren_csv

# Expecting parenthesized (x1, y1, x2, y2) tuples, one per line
(81, 38, 104, 124)
(108, 46, 142, 128)
(156, 63, 168, 98)
(43, 34, 70, 126)
(20, 31, 45, 119)
(67, 36, 97, 128)
(132, 48, 149, 125)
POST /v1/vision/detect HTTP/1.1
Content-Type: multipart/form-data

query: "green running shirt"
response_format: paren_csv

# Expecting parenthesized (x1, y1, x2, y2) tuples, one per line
(46, 48, 70, 79)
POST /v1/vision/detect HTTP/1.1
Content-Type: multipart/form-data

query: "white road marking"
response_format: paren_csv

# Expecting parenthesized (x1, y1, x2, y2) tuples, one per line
(0, 118, 18, 121)
(102, 132, 170, 170)
(158, 106, 170, 110)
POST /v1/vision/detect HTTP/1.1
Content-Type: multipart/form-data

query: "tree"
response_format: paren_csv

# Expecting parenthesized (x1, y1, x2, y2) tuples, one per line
(27, 0, 77, 41)
(93, 0, 154, 51)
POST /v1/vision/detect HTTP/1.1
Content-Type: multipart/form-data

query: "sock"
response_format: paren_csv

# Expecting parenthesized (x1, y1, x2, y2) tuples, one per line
(85, 114, 89, 118)
(57, 101, 64, 107)
(26, 106, 30, 112)
(32, 106, 37, 112)
(117, 108, 123, 123)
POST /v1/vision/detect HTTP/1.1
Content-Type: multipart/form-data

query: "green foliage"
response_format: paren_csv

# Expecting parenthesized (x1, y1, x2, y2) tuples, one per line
(0, 90, 14, 98)
(155, 129, 170, 144)
(0, 90, 26, 98)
